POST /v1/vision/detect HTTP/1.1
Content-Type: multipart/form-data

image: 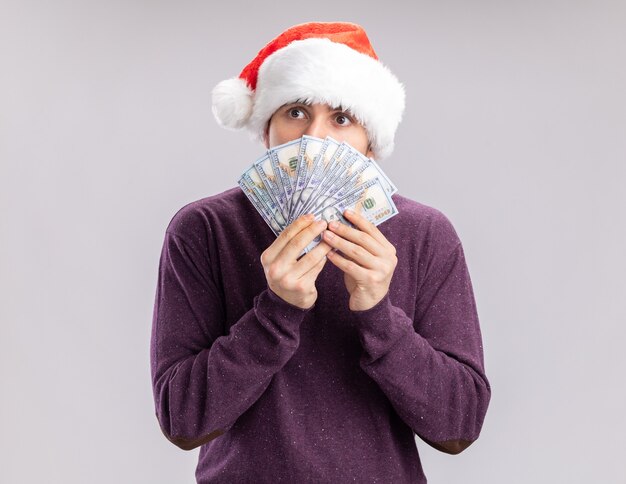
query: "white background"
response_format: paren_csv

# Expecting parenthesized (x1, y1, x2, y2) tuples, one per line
(1, 1, 624, 482)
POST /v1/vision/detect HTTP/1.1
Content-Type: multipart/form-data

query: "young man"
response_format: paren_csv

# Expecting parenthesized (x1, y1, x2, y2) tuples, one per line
(150, 22, 491, 483)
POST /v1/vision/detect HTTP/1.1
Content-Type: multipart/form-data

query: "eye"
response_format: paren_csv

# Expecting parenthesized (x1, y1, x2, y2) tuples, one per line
(287, 107, 306, 119)
(334, 113, 353, 126)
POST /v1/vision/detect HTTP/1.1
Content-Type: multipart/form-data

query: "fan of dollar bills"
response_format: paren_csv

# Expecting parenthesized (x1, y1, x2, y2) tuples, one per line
(238, 135, 398, 254)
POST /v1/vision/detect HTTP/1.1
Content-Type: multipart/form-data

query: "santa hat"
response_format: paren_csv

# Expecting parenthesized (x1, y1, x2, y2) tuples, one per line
(211, 22, 405, 160)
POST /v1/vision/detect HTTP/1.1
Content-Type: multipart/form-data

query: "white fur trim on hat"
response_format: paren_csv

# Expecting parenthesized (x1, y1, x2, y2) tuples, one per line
(211, 37, 405, 159)
(249, 38, 405, 159)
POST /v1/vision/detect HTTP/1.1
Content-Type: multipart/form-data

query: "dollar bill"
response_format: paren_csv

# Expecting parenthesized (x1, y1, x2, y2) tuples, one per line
(301, 177, 398, 254)
(254, 153, 289, 220)
(290, 136, 341, 223)
(268, 138, 301, 216)
(238, 135, 399, 256)
(297, 142, 353, 215)
(240, 166, 287, 230)
(237, 179, 282, 236)
(289, 135, 326, 223)
(350, 150, 397, 195)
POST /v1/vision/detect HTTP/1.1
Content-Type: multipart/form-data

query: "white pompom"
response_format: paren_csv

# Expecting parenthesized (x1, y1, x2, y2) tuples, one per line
(211, 77, 254, 130)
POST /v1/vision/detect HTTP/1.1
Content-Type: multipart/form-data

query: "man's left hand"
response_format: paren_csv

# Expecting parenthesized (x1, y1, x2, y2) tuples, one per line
(322, 209, 398, 311)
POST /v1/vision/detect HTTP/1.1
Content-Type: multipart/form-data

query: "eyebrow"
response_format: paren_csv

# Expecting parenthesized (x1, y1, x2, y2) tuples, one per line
(282, 100, 357, 121)
(288, 100, 351, 112)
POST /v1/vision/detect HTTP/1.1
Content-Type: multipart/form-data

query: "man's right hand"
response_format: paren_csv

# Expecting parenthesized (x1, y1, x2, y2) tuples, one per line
(260, 214, 332, 309)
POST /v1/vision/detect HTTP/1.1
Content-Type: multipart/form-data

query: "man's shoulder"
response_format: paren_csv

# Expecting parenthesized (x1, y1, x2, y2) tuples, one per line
(164, 186, 247, 239)
(389, 193, 462, 251)
(391, 193, 446, 220)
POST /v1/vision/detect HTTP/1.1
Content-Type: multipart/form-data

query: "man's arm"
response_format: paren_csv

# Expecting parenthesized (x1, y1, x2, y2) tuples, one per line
(350, 242, 491, 454)
(323, 209, 491, 454)
(150, 230, 311, 450)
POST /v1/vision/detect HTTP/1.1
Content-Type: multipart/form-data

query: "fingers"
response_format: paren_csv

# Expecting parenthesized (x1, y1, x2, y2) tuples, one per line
(261, 213, 315, 264)
(292, 240, 332, 279)
(279, 218, 328, 262)
(343, 209, 395, 252)
(299, 249, 329, 284)
(325, 219, 385, 257)
(323, 228, 379, 269)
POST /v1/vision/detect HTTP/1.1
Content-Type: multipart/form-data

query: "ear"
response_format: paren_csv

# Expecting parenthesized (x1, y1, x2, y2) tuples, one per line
(262, 122, 270, 149)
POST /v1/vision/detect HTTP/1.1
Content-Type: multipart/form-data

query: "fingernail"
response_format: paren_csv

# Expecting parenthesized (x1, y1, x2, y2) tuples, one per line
(345, 209, 355, 216)
(328, 221, 339, 230)
(324, 230, 334, 239)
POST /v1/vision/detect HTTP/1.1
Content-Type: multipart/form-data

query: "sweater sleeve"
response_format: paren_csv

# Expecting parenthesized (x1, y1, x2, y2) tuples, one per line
(150, 229, 310, 451)
(350, 241, 491, 455)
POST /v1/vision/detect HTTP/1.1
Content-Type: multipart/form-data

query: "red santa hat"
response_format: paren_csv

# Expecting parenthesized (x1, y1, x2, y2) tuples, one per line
(211, 22, 405, 160)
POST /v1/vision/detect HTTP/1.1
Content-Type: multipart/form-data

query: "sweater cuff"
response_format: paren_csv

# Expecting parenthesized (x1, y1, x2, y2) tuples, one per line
(350, 293, 413, 362)
(255, 287, 313, 325)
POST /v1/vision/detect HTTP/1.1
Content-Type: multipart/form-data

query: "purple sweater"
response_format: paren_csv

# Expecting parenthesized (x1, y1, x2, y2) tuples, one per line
(150, 187, 491, 483)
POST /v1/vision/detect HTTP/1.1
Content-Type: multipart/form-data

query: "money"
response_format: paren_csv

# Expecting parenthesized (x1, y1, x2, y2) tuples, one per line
(238, 135, 399, 255)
